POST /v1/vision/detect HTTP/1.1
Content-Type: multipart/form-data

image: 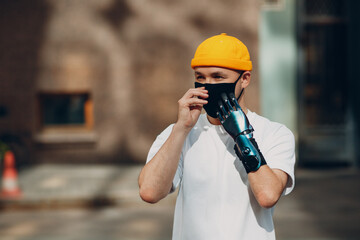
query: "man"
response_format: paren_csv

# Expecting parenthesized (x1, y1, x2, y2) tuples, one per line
(138, 33, 295, 240)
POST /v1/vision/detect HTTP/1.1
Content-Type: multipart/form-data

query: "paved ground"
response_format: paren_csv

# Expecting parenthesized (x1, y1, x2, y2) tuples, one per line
(274, 167, 360, 240)
(0, 205, 175, 240)
(0, 164, 147, 209)
(0, 164, 359, 240)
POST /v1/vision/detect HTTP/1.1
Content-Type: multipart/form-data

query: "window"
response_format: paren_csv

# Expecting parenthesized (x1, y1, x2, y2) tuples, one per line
(38, 92, 93, 131)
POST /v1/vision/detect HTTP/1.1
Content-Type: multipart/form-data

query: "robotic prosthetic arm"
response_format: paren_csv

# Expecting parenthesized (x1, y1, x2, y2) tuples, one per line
(217, 93, 267, 173)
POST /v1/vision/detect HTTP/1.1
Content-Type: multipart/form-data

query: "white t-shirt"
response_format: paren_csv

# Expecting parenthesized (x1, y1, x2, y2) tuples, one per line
(146, 111, 295, 240)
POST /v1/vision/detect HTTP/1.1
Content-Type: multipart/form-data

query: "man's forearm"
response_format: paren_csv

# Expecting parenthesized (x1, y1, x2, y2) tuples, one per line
(248, 166, 288, 208)
(139, 123, 189, 203)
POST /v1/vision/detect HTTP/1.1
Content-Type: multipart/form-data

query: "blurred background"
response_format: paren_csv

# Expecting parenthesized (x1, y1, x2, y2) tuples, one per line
(0, 0, 359, 239)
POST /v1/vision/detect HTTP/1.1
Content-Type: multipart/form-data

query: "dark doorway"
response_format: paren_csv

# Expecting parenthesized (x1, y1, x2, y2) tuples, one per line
(297, 0, 356, 166)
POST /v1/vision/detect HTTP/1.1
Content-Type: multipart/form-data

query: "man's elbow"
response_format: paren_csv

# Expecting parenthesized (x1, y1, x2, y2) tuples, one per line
(257, 191, 280, 209)
(139, 187, 165, 204)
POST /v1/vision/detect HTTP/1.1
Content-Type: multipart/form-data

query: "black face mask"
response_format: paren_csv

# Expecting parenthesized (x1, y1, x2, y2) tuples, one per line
(194, 74, 243, 118)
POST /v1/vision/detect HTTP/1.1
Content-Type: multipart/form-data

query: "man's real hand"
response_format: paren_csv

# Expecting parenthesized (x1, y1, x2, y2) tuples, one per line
(176, 87, 208, 132)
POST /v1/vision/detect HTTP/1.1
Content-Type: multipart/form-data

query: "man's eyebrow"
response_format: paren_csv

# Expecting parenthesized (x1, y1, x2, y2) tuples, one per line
(195, 71, 228, 77)
(211, 71, 227, 76)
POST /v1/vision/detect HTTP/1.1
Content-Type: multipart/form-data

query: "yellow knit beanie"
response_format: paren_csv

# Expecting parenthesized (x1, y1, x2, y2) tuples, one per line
(191, 33, 252, 71)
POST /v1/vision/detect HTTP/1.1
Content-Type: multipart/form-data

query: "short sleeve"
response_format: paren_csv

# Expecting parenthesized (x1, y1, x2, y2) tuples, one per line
(146, 124, 183, 193)
(263, 126, 296, 195)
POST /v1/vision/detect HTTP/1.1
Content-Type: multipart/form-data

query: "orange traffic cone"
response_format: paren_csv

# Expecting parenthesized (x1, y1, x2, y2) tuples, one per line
(1, 151, 22, 198)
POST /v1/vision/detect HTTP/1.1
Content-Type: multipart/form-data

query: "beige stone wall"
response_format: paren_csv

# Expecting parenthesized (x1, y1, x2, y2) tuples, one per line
(0, 0, 260, 164)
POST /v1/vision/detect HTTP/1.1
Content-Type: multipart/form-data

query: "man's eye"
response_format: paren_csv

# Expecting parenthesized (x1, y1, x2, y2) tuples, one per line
(196, 76, 205, 79)
(214, 75, 224, 79)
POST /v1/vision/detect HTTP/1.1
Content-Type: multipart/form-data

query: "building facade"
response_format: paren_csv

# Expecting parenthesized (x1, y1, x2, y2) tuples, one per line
(1, 0, 359, 167)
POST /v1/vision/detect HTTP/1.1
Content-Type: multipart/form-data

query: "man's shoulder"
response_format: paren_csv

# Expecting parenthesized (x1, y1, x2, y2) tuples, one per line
(249, 111, 294, 137)
(249, 111, 280, 127)
(155, 123, 175, 141)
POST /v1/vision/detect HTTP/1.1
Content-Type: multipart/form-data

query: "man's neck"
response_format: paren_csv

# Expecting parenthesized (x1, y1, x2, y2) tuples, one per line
(207, 115, 222, 125)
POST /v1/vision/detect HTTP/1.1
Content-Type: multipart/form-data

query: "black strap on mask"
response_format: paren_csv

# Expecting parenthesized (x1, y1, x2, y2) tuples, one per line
(234, 72, 244, 101)
(237, 88, 244, 101)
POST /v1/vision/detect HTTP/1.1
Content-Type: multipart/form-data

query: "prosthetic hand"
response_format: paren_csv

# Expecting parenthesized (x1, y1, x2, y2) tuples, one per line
(217, 93, 267, 173)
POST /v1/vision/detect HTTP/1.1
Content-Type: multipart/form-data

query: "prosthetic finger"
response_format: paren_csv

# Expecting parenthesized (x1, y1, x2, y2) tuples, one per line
(221, 93, 234, 113)
(218, 101, 228, 119)
(228, 92, 241, 111)
(217, 111, 225, 123)
(218, 99, 228, 117)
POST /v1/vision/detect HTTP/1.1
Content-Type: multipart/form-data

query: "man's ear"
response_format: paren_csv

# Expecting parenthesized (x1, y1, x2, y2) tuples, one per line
(240, 71, 251, 88)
